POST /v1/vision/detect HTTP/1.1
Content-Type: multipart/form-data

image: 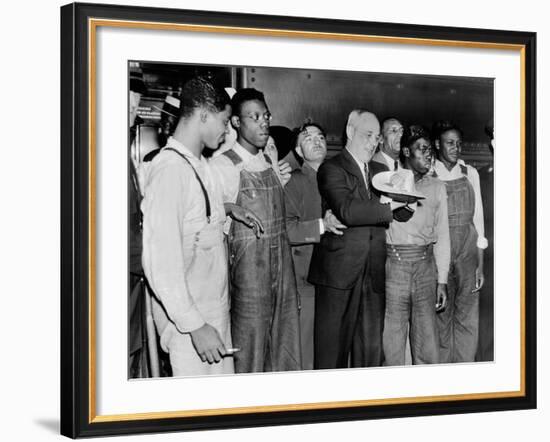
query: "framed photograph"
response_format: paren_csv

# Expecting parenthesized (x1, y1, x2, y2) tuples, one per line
(60, 2, 536, 438)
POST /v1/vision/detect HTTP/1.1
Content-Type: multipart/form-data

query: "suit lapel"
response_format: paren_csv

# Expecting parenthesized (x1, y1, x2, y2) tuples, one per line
(340, 149, 369, 200)
(371, 151, 390, 171)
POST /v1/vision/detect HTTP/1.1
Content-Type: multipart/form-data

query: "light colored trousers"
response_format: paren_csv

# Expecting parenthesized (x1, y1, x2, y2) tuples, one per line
(152, 226, 234, 376)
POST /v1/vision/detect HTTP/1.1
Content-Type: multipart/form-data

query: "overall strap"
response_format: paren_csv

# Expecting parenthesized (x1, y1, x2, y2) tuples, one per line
(223, 149, 243, 166)
(163, 148, 211, 223)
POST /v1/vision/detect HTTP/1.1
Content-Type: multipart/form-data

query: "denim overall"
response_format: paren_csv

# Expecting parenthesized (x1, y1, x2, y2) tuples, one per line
(437, 165, 479, 363)
(383, 244, 439, 366)
(223, 150, 302, 373)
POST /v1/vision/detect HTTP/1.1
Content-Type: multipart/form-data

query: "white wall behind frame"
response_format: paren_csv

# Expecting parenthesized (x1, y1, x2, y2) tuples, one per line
(0, 0, 546, 442)
(96, 23, 520, 416)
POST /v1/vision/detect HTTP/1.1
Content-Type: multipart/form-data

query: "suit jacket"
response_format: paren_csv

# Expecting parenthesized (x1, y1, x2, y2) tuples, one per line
(370, 151, 391, 176)
(284, 162, 323, 297)
(308, 149, 392, 291)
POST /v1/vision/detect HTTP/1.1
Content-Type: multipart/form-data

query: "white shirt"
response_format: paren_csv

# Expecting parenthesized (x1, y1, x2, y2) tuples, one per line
(433, 159, 488, 249)
(141, 137, 226, 333)
(380, 150, 402, 171)
(345, 148, 369, 187)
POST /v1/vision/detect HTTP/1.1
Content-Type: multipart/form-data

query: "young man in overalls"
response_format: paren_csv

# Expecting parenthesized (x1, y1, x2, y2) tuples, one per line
(380, 125, 450, 366)
(433, 121, 488, 363)
(141, 78, 262, 376)
(211, 88, 301, 373)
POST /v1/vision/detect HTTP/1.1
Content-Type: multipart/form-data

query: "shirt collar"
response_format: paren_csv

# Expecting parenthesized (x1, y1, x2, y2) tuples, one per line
(380, 150, 398, 170)
(434, 158, 465, 175)
(345, 148, 367, 172)
(164, 137, 203, 164)
(233, 141, 264, 163)
(301, 161, 318, 176)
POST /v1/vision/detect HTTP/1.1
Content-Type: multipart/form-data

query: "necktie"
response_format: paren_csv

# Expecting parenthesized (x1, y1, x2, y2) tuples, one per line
(363, 163, 372, 199)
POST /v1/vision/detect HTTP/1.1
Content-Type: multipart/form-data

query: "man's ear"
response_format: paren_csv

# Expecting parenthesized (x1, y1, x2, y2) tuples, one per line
(402, 147, 411, 158)
(230, 115, 240, 129)
(434, 139, 440, 150)
(199, 109, 208, 123)
(345, 124, 354, 143)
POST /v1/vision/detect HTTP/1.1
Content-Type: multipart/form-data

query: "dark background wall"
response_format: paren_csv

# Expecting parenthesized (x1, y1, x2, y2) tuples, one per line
(249, 67, 493, 164)
(136, 61, 494, 168)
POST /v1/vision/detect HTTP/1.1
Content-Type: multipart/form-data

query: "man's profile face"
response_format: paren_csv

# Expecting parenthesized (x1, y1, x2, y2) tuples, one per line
(408, 137, 432, 175)
(129, 91, 142, 127)
(203, 104, 231, 150)
(382, 119, 404, 156)
(235, 99, 271, 149)
(297, 125, 327, 163)
(437, 129, 462, 166)
(349, 113, 380, 163)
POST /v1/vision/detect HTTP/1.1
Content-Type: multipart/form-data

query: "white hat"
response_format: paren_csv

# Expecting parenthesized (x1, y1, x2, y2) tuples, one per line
(372, 170, 426, 201)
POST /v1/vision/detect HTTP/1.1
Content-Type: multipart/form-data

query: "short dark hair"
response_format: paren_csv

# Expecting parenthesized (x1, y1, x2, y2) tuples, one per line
(296, 122, 326, 138)
(180, 77, 230, 119)
(230, 88, 267, 116)
(432, 120, 463, 142)
(401, 125, 432, 164)
(294, 122, 326, 147)
(405, 125, 431, 148)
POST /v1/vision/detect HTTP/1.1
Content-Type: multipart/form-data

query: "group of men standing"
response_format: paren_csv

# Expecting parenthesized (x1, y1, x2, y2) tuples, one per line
(129, 74, 489, 377)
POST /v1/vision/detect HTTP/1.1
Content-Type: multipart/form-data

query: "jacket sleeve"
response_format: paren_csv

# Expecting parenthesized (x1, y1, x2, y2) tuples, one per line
(317, 161, 393, 227)
(284, 173, 322, 245)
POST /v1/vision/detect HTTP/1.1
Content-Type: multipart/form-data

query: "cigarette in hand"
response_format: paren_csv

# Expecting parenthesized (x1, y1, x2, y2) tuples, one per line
(225, 347, 241, 355)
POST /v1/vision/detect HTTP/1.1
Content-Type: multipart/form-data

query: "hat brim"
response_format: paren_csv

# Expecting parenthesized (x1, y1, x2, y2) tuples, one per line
(372, 171, 426, 202)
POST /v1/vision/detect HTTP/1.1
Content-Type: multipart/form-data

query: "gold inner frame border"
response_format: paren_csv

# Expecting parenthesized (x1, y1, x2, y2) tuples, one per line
(87, 17, 527, 424)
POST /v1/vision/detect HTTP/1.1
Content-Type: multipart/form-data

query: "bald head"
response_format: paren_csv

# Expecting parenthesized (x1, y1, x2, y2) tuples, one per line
(345, 109, 380, 163)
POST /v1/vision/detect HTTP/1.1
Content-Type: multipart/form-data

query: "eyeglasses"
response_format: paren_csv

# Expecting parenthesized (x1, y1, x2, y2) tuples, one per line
(385, 126, 404, 136)
(240, 112, 273, 123)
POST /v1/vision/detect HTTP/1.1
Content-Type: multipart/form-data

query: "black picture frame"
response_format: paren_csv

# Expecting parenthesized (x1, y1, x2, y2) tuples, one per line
(60, 2, 537, 438)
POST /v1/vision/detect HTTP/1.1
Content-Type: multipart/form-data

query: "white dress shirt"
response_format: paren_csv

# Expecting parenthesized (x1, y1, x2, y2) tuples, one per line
(380, 150, 402, 171)
(345, 148, 369, 187)
(433, 159, 488, 249)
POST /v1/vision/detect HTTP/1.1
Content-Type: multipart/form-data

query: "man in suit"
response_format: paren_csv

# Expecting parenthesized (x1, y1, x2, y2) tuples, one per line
(308, 109, 410, 369)
(284, 122, 346, 369)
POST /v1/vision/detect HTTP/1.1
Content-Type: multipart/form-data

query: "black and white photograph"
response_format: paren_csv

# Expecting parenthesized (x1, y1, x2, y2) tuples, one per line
(128, 61, 495, 379)
(56, 2, 537, 438)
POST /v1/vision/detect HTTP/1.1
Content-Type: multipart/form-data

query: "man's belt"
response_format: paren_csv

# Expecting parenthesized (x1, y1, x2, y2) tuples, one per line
(386, 243, 433, 260)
